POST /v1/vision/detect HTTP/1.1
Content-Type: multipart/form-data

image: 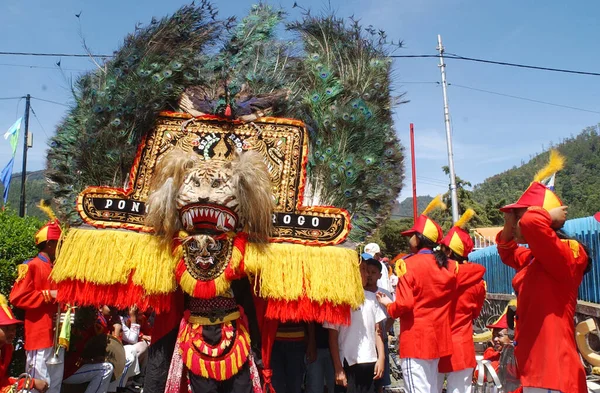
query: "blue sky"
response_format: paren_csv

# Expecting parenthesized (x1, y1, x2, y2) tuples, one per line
(1, 0, 599, 201)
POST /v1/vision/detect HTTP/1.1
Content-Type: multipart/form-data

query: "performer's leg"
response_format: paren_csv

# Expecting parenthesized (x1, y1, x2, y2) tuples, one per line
(321, 348, 336, 393)
(271, 340, 286, 393)
(444, 368, 474, 393)
(63, 363, 114, 393)
(25, 347, 52, 393)
(437, 372, 446, 393)
(144, 326, 178, 393)
(188, 370, 219, 393)
(347, 362, 375, 393)
(305, 348, 325, 393)
(223, 362, 253, 393)
(284, 341, 306, 393)
(400, 358, 440, 393)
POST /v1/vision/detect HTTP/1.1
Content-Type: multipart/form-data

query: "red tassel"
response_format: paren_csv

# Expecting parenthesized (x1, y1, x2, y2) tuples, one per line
(56, 278, 173, 312)
(261, 368, 274, 393)
(265, 297, 351, 325)
(225, 105, 232, 117)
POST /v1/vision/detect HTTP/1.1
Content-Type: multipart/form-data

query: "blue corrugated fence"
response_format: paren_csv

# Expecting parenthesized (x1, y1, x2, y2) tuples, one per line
(469, 216, 600, 303)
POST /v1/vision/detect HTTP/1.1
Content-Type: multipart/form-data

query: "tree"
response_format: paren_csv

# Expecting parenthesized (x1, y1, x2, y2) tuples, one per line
(0, 208, 43, 295)
(428, 167, 491, 232)
(365, 218, 413, 258)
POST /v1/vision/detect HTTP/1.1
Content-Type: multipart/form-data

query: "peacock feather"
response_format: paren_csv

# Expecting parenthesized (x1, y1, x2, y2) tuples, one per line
(46, 3, 406, 241)
(288, 13, 405, 242)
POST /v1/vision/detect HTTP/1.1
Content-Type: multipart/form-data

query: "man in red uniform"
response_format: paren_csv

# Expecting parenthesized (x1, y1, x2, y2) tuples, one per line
(496, 150, 590, 393)
(438, 209, 486, 393)
(9, 220, 63, 393)
(0, 294, 49, 393)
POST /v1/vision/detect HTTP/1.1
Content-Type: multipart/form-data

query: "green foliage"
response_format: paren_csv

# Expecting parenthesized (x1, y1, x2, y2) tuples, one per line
(393, 196, 434, 218)
(473, 125, 600, 220)
(365, 218, 413, 258)
(1, 170, 52, 221)
(0, 208, 43, 296)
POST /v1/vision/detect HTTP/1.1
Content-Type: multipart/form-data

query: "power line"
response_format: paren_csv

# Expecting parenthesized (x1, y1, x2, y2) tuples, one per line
(3, 50, 599, 77)
(0, 96, 24, 101)
(449, 83, 600, 115)
(29, 105, 50, 138)
(0, 51, 112, 58)
(390, 53, 600, 77)
(31, 96, 70, 108)
(0, 63, 87, 72)
(445, 53, 600, 77)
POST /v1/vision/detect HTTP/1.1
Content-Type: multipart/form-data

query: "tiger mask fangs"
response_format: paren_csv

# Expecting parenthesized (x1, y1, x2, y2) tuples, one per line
(145, 147, 273, 244)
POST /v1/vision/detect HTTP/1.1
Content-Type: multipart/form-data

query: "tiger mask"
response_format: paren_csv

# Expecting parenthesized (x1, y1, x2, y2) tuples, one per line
(145, 147, 273, 244)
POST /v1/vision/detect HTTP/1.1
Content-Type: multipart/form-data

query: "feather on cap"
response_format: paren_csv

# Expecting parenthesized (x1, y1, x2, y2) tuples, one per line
(454, 208, 475, 230)
(533, 150, 565, 183)
(500, 150, 565, 212)
(422, 194, 446, 216)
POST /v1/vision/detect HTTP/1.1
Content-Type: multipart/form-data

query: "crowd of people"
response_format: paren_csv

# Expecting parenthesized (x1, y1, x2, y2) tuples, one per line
(0, 158, 593, 393)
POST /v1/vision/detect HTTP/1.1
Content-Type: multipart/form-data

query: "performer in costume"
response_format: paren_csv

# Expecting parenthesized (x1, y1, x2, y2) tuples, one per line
(496, 150, 591, 393)
(437, 209, 486, 393)
(377, 196, 457, 393)
(0, 295, 48, 393)
(9, 206, 64, 393)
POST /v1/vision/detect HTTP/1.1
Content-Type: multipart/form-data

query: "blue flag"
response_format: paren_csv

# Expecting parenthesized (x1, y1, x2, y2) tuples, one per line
(0, 157, 15, 204)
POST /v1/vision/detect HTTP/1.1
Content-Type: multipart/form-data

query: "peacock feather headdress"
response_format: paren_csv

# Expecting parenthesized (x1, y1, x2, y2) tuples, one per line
(46, 2, 405, 243)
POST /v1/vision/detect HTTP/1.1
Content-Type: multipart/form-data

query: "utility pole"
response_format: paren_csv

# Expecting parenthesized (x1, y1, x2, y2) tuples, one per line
(437, 35, 459, 223)
(19, 94, 31, 217)
(410, 123, 418, 223)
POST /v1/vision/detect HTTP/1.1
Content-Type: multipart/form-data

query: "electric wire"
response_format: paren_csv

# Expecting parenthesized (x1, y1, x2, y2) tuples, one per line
(29, 105, 50, 138)
(2, 50, 599, 77)
(449, 83, 600, 115)
(30, 97, 70, 108)
(0, 51, 112, 58)
(0, 63, 87, 72)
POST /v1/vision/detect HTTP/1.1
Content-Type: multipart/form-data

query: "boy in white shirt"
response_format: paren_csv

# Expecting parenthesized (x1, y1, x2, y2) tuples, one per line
(325, 258, 386, 393)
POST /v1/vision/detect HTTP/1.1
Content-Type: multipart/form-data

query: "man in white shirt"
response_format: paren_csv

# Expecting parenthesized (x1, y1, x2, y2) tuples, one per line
(325, 259, 386, 393)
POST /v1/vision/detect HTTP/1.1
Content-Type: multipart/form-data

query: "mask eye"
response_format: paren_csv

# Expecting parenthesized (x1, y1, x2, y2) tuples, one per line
(211, 179, 222, 188)
(193, 178, 201, 187)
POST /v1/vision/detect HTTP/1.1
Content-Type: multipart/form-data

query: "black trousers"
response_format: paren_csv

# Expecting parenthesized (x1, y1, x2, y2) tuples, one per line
(334, 361, 376, 393)
(189, 362, 253, 393)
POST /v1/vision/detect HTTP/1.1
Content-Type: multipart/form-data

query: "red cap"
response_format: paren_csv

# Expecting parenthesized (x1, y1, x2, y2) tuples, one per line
(594, 212, 600, 223)
(401, 215, 443, 243)
(500, 182, 563, 213)
(0, 295, 22, 326)
(441, 226, 474, 258)
(35, 220, 62, 245)
(486, 313, 508, 330)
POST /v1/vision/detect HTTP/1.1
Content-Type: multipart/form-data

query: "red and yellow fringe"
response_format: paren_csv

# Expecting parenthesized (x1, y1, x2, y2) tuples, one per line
(178, 319, 251, 381)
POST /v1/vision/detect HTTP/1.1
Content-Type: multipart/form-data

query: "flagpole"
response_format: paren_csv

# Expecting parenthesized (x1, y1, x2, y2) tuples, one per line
(19, 94, 30, 217)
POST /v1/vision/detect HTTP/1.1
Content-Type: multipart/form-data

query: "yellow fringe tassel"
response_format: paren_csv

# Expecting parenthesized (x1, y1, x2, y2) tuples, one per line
(245, 243, 364, 308)
(455, 208, 476, 229)
(52, 227, 180, 295)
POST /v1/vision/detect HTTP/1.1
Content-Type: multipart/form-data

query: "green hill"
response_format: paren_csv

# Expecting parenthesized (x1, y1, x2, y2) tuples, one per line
(1, 170, 51, 220)
(473, 125, 600, 219)
(392, 195, 434, 219)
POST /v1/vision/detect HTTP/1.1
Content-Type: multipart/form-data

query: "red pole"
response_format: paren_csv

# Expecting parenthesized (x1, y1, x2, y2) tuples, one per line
(410, 123, 417, 223)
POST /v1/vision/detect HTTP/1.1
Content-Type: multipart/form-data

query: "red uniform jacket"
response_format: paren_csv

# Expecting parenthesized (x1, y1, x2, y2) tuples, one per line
(9, 254, 56, 351)
(439, 262, 486, 373)
(497, 209, 588, 393)
(387, 249, 457, 359)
